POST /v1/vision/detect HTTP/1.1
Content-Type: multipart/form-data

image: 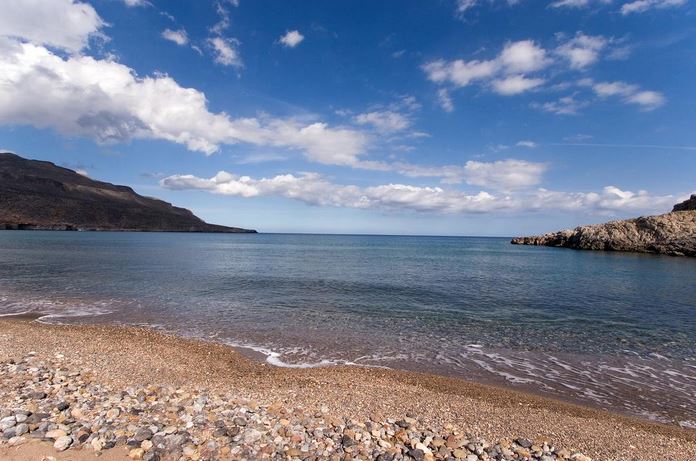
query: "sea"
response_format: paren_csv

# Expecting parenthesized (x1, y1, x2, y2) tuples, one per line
(1, 231, 694, 427)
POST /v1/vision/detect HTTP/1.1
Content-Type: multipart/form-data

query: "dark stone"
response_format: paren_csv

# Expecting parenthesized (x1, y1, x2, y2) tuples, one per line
(516, 438, 533, 448)
(377, 453, 395, 461)
(143, 452, 160, 461)
(341, 435, 356, 447)
(408, 449, 425, 461)
(396, 420, 411, 429)
(55, 402, 70, 411)
(30, 392, 47, 400)
(25, 413, 49, 424)
(134, 428, 153, 442)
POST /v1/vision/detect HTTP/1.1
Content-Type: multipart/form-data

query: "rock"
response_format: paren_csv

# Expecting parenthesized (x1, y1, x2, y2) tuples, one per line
(0, 416, 16, 430)
(30, 391, 47, 400)
(143, 452, 160, 461)
(673, 194, 696, 212)
(91, 438, 104, 451)
(56, 402, 70, 411)
(407, 448, 425, 461)
(45, 429, 68, 439)
(233, 416, 247, 426)
(134, 428, 153, 442)
(512, 207, 696, 257)
(516, 438, 533, 448)
(129, 448, 145, 459)
(243, 429, 262, 444)
(53, 435, 73, 451)
(14, 423, 28, 436)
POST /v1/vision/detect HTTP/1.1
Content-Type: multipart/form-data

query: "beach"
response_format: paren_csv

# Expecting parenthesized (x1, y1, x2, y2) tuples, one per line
(1, 318, 694, 461)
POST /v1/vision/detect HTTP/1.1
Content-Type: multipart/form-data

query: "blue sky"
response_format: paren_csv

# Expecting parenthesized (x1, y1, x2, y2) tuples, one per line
(1, 0, 694, 235)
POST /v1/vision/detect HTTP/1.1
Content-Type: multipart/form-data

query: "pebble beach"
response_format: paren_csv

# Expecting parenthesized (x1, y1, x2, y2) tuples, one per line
(1, 318, 694, 461)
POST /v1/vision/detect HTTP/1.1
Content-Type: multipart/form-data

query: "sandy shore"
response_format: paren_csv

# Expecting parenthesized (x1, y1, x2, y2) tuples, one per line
(0, 318, 694, 460)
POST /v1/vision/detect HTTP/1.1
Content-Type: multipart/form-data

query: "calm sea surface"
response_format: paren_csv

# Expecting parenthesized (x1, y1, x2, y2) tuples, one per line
(1, 231, 695, 426)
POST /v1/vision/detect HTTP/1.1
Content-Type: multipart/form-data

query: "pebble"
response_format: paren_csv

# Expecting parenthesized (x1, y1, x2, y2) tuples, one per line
(53, 435, 72, 451)
(0, 354, 593, 461)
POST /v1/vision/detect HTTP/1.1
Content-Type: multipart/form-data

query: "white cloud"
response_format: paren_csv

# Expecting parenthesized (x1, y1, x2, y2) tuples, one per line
(463, 159, 547, 189)
(625, 90, 665, 109)
(354, 111, 410, 132)
(0, 39, 368, 163)
(423, 40, 550, 100)
(0, 0, 104, 53)
(590, 80, 665, 110)
(517, 140, 537, 148)
(208, 37, 242, 68)
(533, 95, 588, 115)
(279, 30, 305, 48)
(423, 58, 498, 87)
(499, 40, 551, 73)
(123, 0, 149, 6)
(162, 29, 189, 46)
(492, 75, 545, 95)
(550, 0, 612, 8)
(437, 89, 455, 112)
(161, 171, 675, 215)
(621, 0, 687, 14)
(388, 159, 547, 189)
(556, 33, 607, 69)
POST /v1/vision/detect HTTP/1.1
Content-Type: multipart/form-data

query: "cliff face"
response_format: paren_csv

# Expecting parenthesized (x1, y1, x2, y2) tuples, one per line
(0, 152, 255, 233)
(511, 199, 696, 257)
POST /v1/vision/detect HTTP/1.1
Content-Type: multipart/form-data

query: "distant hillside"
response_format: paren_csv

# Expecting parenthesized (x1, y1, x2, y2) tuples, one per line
(0, 152, 255, 233)
(511, 195, 696, 257)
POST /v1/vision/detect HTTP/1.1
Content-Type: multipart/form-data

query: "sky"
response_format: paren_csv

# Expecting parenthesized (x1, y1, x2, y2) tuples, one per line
(0, 0, 695, 235)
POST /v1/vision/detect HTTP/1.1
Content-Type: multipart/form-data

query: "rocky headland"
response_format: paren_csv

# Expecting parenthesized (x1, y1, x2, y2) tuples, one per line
(0, 152, 255, 233)
(511, 195, 696, 257)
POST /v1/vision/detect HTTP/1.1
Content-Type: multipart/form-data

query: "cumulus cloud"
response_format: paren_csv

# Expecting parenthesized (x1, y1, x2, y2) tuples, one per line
(423, 40, 550, 101)
(162, 29, 188, 46)
(621, 0, 687, 14)
(279, 30, 305, 48)
(462, 159, 547, 189)
(589, 80, 665, 110)
(0, 0, 104, 53)
(354, 111, 410, 133)
(498, 40, 551, 73)
(376, 159, 547, 190)
(556, 33, 607, 69)
(161, 171, 675, 215)
(492, 75, 545, 95)
(0, 39, 368, 163)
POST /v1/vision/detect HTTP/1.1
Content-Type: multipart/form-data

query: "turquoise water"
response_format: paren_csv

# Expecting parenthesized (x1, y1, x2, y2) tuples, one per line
(1, 231, 695, 426)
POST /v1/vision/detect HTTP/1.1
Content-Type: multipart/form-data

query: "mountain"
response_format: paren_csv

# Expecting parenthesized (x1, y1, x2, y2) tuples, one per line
(0, 152, 255, 233)
(511, 196, 696, 257)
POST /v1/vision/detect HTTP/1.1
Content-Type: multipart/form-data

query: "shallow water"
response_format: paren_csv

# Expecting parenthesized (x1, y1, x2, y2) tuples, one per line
(1, 231, 695, 427)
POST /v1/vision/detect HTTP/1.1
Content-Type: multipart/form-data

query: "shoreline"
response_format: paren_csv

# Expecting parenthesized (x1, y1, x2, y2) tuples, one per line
(1, 318, 695, 460)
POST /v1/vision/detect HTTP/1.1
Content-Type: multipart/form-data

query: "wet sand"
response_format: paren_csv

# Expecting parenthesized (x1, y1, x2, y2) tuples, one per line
(0, 317, 694, 460)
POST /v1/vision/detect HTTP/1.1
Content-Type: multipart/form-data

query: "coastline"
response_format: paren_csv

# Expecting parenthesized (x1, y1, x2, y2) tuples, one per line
(1, 318, 694, 460)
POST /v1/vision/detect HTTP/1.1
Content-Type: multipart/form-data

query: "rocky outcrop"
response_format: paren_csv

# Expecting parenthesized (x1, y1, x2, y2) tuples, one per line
(511, 202, 696, 257)
(0, 152, 256, 233)
(673, 194, 696, 212)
